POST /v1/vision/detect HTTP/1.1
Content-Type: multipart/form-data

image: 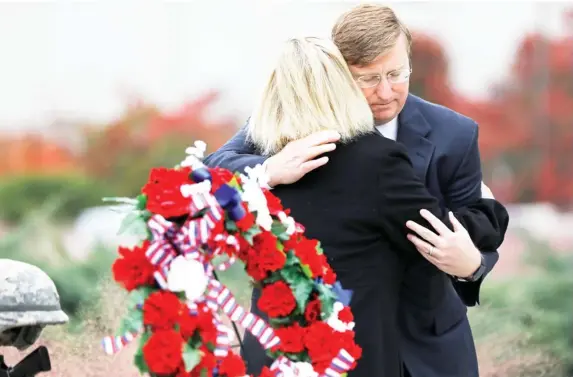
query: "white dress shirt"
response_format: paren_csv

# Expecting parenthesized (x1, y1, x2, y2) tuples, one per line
(375, 117, 398, 141)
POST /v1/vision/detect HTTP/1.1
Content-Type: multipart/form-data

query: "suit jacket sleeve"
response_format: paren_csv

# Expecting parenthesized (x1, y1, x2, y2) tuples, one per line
(203, 122, 267, 173)
(377, 142, 509, 269)
(443, 123, 500, 305)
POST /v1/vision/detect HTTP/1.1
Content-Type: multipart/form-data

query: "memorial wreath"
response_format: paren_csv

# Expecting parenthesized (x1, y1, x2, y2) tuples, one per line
(101, 141, 362, 377)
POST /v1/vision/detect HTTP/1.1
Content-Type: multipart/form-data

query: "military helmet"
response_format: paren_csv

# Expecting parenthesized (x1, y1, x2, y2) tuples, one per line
(0, 259, 69, 333)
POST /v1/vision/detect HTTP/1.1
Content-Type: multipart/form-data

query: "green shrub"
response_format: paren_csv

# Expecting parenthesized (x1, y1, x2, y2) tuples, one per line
(0, 202, 115, 320)
(44, 247, 115, 319)
(471, 245, 573, 376)
(1, 240, 114, 320)
(0, 174, 113, 224)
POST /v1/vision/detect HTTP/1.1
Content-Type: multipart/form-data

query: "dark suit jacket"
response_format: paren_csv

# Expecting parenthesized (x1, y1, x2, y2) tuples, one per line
(204, 94, 508, 377)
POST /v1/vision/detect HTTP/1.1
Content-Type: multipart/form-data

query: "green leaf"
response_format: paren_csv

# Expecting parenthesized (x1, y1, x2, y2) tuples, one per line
(280, 265, 313, 313)
(284, 250, 300, 267)
(269, 315, 295, 327)
(183, 343, 201, 372)
(316, 283, 337, 320)
(271, 220, 289, 240)
(266, 348, 308, 363)
(225, 217, 239, 233)
(128, 286, 154, 307)
(117, 212, 148, 237)
(140, 209, 152, 221)
(275, 240, 285, 253)
(228, 176, 243, 191)
(300, 264, 313, 278)
(136, 194, 147, 210)
(243, 226, 262, 244)
(262, 271, 283, 285)
(118, 307, 143, 334)
(133, 331, 151, 374)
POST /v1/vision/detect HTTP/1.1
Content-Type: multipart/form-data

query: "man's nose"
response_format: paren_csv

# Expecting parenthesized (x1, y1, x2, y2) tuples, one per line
(375, 79, 393, 99)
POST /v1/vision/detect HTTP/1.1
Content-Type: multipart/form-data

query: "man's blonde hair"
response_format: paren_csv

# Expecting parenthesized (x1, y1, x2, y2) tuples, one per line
(248, 37, 374, 156)
(332, 4, 412, 66)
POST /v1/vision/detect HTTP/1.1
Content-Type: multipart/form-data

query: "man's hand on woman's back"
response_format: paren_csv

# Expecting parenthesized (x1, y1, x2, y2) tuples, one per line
(264, 130, 341, 187)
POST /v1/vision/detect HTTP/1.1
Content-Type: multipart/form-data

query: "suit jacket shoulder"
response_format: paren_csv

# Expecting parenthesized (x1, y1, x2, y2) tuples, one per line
(408, 95, 479, 146)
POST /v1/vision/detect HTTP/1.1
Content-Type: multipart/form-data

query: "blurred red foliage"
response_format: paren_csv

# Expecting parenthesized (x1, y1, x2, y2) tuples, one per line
(410, 27, 573, 206)
(80, 91, 236, 195)
(0, 135, 80, 176)
(0, 91, 237, 195)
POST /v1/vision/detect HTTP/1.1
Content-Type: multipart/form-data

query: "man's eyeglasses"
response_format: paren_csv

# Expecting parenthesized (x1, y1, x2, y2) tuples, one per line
(354, 68, 412, 88)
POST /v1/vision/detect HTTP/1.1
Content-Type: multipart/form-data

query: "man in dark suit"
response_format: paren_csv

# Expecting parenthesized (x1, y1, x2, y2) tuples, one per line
(204, 5, 500, 377)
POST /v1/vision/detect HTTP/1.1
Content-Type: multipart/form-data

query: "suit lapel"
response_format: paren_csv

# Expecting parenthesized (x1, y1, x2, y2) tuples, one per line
(397, 95, 435, 181)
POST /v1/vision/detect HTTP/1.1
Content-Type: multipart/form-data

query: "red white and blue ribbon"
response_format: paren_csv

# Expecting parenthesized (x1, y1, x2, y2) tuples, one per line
(268, 349, 355, 377)
(102, 174, 357, 377)
(205, 279, 280, 351)
(101, 268, 280, 356)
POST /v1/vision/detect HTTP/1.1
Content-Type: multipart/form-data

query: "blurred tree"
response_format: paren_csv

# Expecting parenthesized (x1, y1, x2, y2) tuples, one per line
(499, 33, 573, 206)
(81, 91, 237, 196)
(0, 174, 113, 224)
(410, 24, 573, 206)
(0, 135, 80, 176)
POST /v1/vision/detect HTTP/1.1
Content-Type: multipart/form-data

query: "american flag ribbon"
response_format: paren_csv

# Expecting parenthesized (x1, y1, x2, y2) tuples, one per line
(101, 331, 139, 355)
(101, 276, 277, 357)
(211, 234, 239, 271)
(270, 356, 295, 377)
(103, 177, 355, 376)
(188, 189, 224, 221)
(205, 279, 280, 350)
(145, 203, 221, 288)
(212, 311, 233, 358)
(146, 215, 181, 288)
(321, 349, 355, 377)
(269, 350, 355, 377)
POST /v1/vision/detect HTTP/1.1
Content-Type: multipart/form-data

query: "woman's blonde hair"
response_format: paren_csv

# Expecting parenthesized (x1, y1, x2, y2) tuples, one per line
(247, 37, 374, 156)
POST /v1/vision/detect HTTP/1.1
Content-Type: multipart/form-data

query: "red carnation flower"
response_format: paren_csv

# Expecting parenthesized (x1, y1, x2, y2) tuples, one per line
(338, 330, 362, 366)
(292, 238, 324, 277)
(143, 291, 184, 329)
(257, 281, 296, 317)
(273, 323, 306, 353)
(218, 353, 247, 377)
(191, 346, 217, 377)
(322, 266, 337, 285)
(112, 241, 155, 291)
(304, 297, 322, 323)
(245, 232, 286, 280)
(208, 167, 235, 192)
(142, 329, 185, 375)
(283, 232, 302, 251)
(207, 220, 238, 259)
(338, 306, 354, 323)
(142, 166, 193, 218)
(179, 311, 199, 340)
(236, 237, 252, 262)
(285, 236, 332, 281)
(196, 304, 218, 346)
(259, 366, 275, 377)
(235, 203, 256, 232)
(262, 189, 284, 215)
(304, 322, 340, 373)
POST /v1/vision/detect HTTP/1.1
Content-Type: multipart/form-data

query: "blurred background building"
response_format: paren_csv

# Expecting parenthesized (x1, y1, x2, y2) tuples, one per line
(0, 2, 571, 377)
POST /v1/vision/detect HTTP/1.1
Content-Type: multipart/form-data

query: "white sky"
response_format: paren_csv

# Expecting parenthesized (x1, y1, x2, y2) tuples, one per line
(0, 1, 570, 131)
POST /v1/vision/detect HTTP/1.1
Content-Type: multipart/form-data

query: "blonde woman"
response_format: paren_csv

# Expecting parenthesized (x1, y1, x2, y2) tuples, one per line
(211, 37, 507, 377)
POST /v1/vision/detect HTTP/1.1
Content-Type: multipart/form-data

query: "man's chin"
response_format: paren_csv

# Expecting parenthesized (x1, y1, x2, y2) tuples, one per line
(373, 108, 397, 124)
